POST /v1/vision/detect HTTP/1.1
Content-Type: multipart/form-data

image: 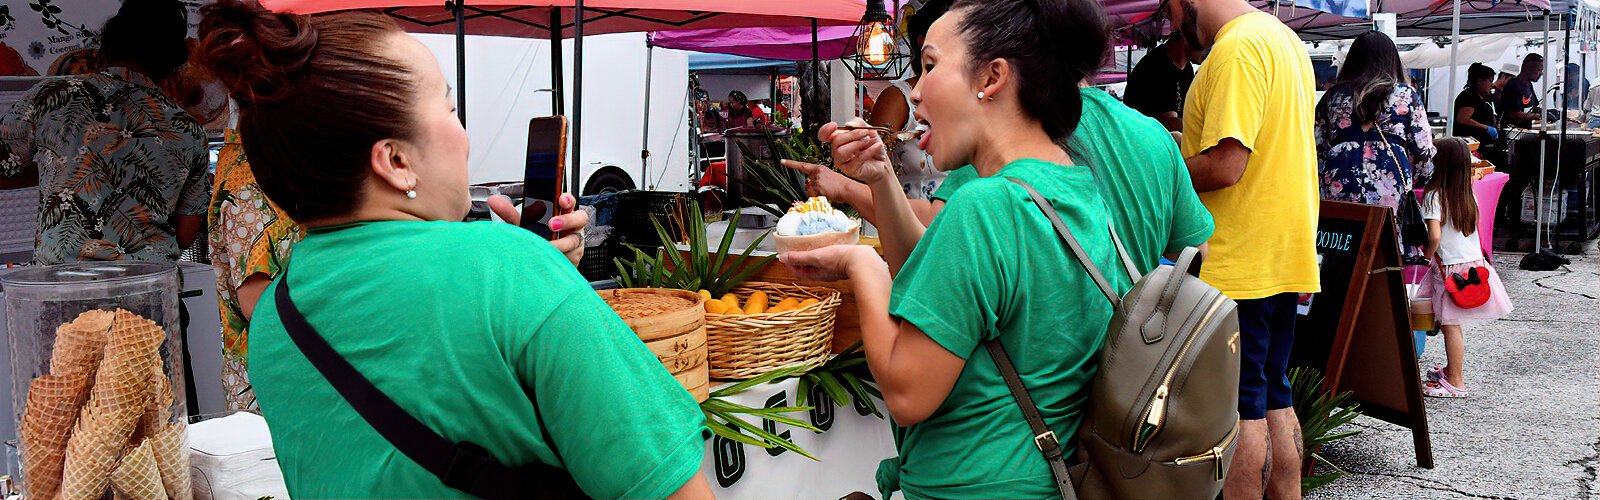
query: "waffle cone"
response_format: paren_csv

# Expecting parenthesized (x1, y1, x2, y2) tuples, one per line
(110, 439, 164, 500)
(149, 423, 190, 500)
(60, 310, 166, 498)
(50, 310, 112, 373)
(138, 362, 190, 500)
(21, 311, 113, 498)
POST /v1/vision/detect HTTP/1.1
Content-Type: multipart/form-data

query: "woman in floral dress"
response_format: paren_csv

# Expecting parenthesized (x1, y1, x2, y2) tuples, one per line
(1315, 31, 1436, 259)
(208, 128, 302, 410)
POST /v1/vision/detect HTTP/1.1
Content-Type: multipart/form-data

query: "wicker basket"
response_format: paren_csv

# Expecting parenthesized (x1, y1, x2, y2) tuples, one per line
(598, 288, 710, 402)
(706, 282, 839, 380)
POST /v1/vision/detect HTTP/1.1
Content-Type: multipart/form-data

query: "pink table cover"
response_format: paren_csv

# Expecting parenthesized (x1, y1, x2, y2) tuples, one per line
(1404, 172, 1510, 284)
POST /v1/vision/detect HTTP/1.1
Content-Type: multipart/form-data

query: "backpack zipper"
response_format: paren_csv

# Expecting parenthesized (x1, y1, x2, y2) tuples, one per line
(1132, 296, 1227, 453)
(1173, 422, 1240, 481)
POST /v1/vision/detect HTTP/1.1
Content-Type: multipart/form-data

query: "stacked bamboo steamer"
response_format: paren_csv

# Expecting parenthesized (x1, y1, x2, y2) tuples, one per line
(598, 289, 710, 402)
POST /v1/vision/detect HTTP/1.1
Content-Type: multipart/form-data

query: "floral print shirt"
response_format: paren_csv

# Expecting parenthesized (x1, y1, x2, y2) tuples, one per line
(0, 67, 209, 265)
(1315, 83, 1437, 210)
(209, 130, 302, 410)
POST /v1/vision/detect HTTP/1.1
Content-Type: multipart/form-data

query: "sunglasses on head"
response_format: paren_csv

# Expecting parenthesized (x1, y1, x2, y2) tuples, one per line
(1152, 0, 1172, 24)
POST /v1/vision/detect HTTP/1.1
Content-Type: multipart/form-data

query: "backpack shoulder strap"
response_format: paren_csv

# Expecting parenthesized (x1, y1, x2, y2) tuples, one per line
(274, 274, 583, 500)
(985, 340, 1079, 500)
(1005, 177, 1136, 305)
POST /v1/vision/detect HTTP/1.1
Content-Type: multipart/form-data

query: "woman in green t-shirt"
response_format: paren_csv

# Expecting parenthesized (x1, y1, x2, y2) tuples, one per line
(783, 1, 1122, 498)
(195, 2, 713, 498)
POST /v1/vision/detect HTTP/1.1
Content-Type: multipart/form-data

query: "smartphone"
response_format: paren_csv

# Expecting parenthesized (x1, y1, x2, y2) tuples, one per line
(522, 116, 569, 239)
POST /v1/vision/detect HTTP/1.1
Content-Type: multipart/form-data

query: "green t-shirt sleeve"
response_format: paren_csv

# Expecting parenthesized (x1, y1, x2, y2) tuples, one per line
(890, 183, 1013, 359)
(1166, 143, 1215, 252)
(520, 286, 707, 498)
(930, 165, 978, 202)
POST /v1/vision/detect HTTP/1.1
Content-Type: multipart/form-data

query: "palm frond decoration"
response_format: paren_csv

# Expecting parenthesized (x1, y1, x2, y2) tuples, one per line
(1290, 367, 1363, 494)
(731, 131, 812, 218)
(701, 365, 822, 460)
(613, 199, 774, 297)
(795, 341, 881, 418)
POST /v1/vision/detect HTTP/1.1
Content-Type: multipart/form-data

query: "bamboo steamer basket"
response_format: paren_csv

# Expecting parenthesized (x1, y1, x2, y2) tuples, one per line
(706, 282, 839, 380)
(598, 288, 710, 402)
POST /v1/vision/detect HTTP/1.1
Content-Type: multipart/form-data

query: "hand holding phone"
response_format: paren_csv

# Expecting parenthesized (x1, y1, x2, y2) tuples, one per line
(522, 116, 569, 239)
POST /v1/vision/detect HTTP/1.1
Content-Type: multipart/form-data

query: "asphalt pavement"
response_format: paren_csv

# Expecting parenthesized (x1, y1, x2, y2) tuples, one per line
(1307, 242, 1599, 499)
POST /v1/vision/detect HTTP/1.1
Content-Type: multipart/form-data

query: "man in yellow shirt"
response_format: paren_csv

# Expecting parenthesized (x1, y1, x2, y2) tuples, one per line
(1170, 0, 1321, 498)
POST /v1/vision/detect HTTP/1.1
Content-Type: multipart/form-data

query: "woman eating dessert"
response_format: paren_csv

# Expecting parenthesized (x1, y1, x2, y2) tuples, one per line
(781, 0, 1126, 497)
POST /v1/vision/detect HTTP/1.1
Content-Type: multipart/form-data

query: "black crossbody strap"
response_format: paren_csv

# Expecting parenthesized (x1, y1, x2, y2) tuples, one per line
(275, 274, 582, 499)
(985, 341, 1079, 500)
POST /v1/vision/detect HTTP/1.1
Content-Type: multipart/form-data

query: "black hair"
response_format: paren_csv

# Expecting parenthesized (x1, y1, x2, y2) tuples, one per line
(1466, 62, 1494, 88)
(728, 90, 748, 104)
(906, 0, 949, 76)
(98, 0, 190, 81)
(1335, 31, 1403, 126)
(951, 0, 1108, 142)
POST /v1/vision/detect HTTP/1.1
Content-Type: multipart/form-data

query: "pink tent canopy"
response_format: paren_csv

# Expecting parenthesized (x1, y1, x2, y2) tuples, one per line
(262, 0, 867, 38)
(262, 0, 869, 194)
(649, 25, 860, 61)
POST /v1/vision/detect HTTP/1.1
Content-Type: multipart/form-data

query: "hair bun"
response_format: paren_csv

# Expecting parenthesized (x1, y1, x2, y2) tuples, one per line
(198, 0, 317, 106)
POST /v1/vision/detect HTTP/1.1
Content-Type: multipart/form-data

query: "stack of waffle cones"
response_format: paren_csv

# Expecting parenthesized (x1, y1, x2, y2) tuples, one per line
(20, 310, 111, 498)
(17, 309, 192, 499)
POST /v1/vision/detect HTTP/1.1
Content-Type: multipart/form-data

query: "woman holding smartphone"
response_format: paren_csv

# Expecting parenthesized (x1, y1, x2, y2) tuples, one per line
(783, 0, 1123, 497)
(197, 2, 712, 497)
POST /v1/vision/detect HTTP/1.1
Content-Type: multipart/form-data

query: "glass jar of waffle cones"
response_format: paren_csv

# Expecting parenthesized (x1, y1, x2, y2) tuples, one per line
(2, 262, 191, 499)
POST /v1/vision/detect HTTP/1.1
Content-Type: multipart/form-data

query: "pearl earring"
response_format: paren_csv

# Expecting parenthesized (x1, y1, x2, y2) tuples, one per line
(406, 190, 417, 199)
(977, 91, 986, 101)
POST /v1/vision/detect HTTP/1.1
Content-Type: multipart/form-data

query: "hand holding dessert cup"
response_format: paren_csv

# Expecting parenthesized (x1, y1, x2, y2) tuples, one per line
(774, 196, 860, 253)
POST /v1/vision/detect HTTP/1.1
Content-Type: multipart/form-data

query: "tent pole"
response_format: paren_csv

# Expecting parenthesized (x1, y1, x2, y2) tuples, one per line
(811, 18, 819, 134)
(1447, 0, 1460, 134)
(573, 0, 585, 196)
(455, 0, 466, 127)
(642, 41, 654, 189)
(1554, 9, 1574, 253)
(551, 9, 564, 115)
(1538, 11, 1550, 253)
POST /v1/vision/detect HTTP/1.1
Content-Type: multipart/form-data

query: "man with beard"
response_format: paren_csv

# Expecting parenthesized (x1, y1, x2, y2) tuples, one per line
(1124, 30, 1205, 132)
(1167, 0, 1320, 497)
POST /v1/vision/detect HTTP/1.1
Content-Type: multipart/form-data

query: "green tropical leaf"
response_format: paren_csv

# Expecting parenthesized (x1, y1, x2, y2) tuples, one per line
(704, 418, 769, 448)
(812, 371, 852, 407)
(840, 372, 882, 417)
(714, 408, 819, 460)
(795, 376, 813, 409)
(1290, 367, 1363, 495)
(710, 364, 809, 398)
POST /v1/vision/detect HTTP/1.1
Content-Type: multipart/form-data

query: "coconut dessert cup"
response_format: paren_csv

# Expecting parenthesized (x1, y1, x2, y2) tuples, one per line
(773, 197, 861, 253)
(775, 223, 861, 253)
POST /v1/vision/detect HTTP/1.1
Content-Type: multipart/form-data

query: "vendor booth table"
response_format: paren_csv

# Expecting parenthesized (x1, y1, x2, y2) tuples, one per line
(1508, 131, 1600, 251)
(700, 378, 894, 498)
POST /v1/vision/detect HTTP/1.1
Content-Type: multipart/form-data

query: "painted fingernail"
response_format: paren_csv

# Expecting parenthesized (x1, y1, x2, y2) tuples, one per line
(550, 219, 564, 231)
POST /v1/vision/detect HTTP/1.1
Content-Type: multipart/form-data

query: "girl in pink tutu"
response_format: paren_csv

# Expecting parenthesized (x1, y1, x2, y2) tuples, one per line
(1419, 137, 1514, 398)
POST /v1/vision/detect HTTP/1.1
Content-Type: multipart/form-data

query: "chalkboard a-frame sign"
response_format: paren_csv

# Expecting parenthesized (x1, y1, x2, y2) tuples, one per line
(1291, 200, 1434, 469)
